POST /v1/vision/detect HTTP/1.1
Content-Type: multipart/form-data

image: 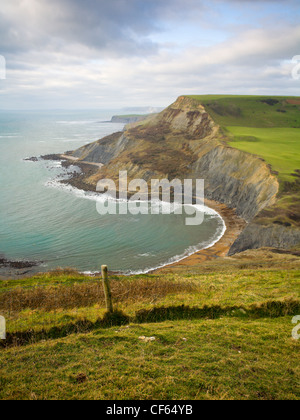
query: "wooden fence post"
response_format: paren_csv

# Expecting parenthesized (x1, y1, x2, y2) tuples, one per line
(101, 265, 113, 313)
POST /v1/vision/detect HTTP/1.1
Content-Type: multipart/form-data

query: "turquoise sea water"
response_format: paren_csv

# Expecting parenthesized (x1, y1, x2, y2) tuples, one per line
(0, 110, 225, 274)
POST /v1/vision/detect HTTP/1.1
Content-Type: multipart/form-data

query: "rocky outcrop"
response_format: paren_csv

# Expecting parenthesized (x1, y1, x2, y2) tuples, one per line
(72, 132, 129, 164)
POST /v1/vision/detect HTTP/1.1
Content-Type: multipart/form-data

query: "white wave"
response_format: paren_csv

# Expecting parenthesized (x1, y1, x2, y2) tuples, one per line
(45, 178, 106, 201)
(137, 252, 156, 257)
(82, 270, 100, 276)
(0, 135, 21, 138)
(47, 161, 62, 168)
(22, 156, 42, 162)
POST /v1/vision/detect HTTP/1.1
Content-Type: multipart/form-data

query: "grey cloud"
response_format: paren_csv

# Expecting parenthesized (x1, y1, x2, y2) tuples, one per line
(0, 0, 295, 59)
(0, 0, 206, 58)
(0, 0, 158, 58)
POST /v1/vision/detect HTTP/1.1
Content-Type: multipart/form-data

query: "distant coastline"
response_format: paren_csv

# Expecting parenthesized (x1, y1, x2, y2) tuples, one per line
(110, 114, 149, 124)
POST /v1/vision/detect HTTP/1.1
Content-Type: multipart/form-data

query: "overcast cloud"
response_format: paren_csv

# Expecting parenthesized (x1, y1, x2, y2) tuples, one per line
(0, 0, 299, 109)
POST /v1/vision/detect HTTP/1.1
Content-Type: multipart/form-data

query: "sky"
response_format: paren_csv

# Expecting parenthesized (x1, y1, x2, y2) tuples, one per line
(0, 0, 300, 110)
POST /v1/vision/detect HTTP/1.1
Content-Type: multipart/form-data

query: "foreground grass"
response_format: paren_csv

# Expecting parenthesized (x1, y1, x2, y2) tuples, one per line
(0, 317, 299, 400)
(0, 252, 299, 400)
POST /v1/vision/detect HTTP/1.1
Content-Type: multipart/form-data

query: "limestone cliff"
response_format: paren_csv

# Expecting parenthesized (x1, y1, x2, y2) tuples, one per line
(68, 96, 299, 253)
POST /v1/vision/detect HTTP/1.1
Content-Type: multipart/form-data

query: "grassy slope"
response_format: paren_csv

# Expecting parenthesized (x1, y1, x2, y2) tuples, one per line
(1, 318, 298, 400)
(0, 251, 299, 400)
(188, 95, 300, 227)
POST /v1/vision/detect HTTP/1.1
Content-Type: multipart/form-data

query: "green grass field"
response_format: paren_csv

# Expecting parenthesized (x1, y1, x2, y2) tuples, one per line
(226, 127, 300, 183)
(0, 251, 299, 400)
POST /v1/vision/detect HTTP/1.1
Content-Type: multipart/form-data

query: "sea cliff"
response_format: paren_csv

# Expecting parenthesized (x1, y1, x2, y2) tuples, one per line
(63, 96, 300, 254)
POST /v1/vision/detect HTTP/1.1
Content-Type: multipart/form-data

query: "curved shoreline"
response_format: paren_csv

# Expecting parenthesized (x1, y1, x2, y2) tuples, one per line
(119, 207, 227, 275)
(153, 199, 246, 273)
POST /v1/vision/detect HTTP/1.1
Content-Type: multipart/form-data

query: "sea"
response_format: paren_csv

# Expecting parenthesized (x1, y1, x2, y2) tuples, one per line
(0, 109, 225, 275)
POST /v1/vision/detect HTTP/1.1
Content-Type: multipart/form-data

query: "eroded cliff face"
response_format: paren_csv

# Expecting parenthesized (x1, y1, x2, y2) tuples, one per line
(229, 223, 300, 255)
(68, 96, 300, 253)
(187, 144, 279, 221)
(72, 132, 130, 164)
